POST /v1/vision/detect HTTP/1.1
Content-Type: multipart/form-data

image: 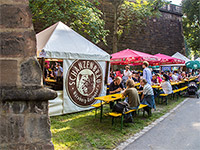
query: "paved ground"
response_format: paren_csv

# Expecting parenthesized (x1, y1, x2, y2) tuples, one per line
(124, 96, 200, 150)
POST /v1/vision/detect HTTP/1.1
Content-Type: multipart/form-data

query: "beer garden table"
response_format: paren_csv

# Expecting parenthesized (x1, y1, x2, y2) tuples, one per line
(45, 78, 56, 83)
(94, 91, 142, 122)
(94, 93, 124, 122)
(100, 77, 198, 122)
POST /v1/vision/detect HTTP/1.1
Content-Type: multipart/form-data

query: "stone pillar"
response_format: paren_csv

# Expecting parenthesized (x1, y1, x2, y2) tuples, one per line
(0, 0, 57, 149)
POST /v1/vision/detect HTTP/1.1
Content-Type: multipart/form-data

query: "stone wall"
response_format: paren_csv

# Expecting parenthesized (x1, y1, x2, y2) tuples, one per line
(0, 101, 53, 150)
(97, 0, 185, 56)
(0, 0, 57, 149)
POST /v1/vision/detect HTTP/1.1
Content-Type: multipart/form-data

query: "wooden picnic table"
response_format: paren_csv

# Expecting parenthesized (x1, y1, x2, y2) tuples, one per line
(151, 85, 161, 89)
(134, 82, 140, 87)
(171, 81, 179, 86)
(188, 77, 196, 82)
(45, 78, 56, 83)
(94, 93, 124, 122)
(95, 91, 142, 122)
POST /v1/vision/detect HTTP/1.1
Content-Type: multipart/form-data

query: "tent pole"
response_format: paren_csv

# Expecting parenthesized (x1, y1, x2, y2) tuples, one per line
(104, 61, 110, 85)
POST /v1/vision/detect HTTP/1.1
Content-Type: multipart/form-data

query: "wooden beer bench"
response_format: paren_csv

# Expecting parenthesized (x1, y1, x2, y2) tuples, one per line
(108, 104, 148, 130)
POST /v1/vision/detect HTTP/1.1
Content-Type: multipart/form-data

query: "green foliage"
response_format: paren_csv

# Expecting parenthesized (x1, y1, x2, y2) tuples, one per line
(29, 0, 109, 44)
(113, 0, 166, 40)
(182, 0, 200, 56)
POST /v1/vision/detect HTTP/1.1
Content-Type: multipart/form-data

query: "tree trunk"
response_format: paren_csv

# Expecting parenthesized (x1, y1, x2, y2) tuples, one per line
(112, 3, 118, 54)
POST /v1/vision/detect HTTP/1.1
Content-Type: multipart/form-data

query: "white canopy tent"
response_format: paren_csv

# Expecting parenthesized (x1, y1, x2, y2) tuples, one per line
(172, 52, 190, 63)
(36, 21, 110, 116)
(37, 21, 110, 61)
(195, 57, 200, 62)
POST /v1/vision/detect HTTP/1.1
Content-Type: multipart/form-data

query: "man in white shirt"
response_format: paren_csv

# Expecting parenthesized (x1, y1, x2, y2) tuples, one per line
(123, 65, 132, 84)
(172, 72, 178, 81)
(123, 65, 132, 77)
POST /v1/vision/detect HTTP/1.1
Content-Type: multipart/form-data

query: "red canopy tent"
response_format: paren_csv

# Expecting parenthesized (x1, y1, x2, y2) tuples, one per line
(154, 53, 185, 65)
(111, 49, 161, 66)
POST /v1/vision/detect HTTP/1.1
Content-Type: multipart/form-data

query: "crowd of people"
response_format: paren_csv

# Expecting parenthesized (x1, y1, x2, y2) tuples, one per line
(108, 61, 200, 123)
(44, 62, 63, 82)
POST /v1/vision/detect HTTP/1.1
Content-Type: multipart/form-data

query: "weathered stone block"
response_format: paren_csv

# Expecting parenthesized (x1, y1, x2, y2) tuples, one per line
(1, 0, 29, 3)
(0, 60, 18, 86)
(20, 57, 42, 85)
(2, 101, 29, 114)
(0, 114, 25, 144)
(0, 142, 54, 150)
(0, 31, 36, 57)
(0, 100, 48, 114)
(0, 4, 32, 28)
(25, 115, 51, 143)
(29, 101, 48, 114)
(0, 87, 57, 101)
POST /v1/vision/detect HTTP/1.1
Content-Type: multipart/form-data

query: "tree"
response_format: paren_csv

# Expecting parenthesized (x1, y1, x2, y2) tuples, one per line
(182, 0, 200, 57)
(106, 0, 166, 53)
(29, 0, 108, 44)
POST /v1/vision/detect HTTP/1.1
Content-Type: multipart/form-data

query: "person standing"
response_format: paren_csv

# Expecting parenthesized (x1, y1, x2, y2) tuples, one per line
(56, 63, 63, 82)
(123, 66, 132, 78)
(44, 62, 49, 79)
(122, 65, 132, 86)
(142, 61, 152, 85)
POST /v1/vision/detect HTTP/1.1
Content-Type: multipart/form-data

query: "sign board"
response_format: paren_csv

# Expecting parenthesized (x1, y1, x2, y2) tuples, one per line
(62, 59, 106, 114)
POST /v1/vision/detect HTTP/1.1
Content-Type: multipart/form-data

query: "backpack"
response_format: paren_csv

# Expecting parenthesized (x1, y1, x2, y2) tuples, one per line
(112, 101, 129, 114)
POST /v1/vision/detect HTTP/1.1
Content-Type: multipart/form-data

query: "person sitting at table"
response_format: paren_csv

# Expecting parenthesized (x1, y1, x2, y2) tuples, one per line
(182, 72, 187, 79)
(177, 71, 183, 81)
(135, 71, 141, 82)
(169, 72, 173, 81)
(108, 73, 113, 84)
(56, 63, 63, 83)
(188, 72, 192, 78)
(156, 73, 162, 84)
(140, 79, 156, 116)
(152, 74, 158, 84)
(122, 79, 140, 123)
(160, 74, 173, 94)
(115, 69, 123, 78)
(109, 77, 125, 108)
(172, 71, 178, 81)
(131, 71, 138, 82)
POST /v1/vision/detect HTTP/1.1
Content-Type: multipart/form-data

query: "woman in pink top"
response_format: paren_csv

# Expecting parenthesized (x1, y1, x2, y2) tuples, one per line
(115, 69, 123, 78)
(156, 73, 162, 83)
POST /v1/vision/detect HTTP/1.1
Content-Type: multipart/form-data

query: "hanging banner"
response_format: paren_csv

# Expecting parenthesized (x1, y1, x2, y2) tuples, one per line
(162, 66, 171, 72)
(63, 59, 106, 114)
